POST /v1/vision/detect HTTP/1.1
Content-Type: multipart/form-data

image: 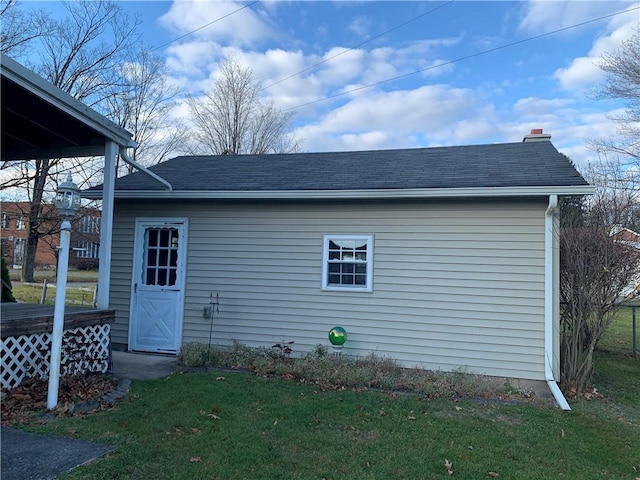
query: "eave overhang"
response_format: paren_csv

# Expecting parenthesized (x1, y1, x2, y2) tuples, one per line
(1, 53, 133, 160)
(82, 184, 596, 201)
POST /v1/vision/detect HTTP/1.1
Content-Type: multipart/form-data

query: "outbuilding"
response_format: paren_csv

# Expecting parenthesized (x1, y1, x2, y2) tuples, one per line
(85, 130, 592, 406)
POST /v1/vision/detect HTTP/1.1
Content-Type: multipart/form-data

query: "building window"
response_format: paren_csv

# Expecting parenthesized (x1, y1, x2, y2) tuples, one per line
(322, 235, 373, 292)
(75, 240, 99, 259)
(15, 215, 26, 230)
(13, 238, 25, 267)
(78, 215, 100, 233)
(1, 213, 9, 229)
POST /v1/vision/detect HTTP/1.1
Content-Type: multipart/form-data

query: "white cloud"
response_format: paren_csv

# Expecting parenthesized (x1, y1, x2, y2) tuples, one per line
(292, 85, 498, 152)
(518, 0, 633, 33)
(514, 97, 575, 116)
(165, 41, 222, 77)
(553, 13, 637, 92)
(348, 15, 373, 37)
(158, 0, 276, 47)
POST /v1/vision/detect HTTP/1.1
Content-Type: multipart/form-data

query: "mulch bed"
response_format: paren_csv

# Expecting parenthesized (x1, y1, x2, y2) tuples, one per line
(1, 373, 117, 426)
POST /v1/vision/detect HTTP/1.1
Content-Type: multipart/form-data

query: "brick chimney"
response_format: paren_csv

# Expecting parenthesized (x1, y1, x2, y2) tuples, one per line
(523, 128, 552, 142)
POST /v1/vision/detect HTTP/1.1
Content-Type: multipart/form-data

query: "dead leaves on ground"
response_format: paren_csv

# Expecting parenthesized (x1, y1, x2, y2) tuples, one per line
(444, 458, 454, 475)
(1, 374, 117, 425)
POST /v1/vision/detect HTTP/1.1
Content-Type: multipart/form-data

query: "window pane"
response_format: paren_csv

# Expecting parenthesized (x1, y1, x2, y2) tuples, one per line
(146, 268, 155, 285)
(148, 229, 158, 247)
(159, 229, 170, 247)
(342, 263, 354, 274)
(158, 268, 167, 286)
(328, 263, 340, 274)
(328, 274, 340, 284)
(355, 274, 366, 285)
(341, 240, 355, 249)
(159, 249, 168, 267)
(147, 249, 157, 267)
(355, 264, 366, 274)
(169, 268, 177, 286)
(341, 274, 354, 284)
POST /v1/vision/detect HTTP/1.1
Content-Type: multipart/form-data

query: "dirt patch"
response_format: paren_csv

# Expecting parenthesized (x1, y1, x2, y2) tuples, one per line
(1, 373, 117, 426)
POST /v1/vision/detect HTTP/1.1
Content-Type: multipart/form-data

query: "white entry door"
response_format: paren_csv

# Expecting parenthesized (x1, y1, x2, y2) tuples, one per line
(130, 218, 188, 353)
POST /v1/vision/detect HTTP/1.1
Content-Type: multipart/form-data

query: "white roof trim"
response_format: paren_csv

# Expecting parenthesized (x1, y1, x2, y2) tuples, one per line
(1, 54, 132, 146)
(82, 184, 595, 200)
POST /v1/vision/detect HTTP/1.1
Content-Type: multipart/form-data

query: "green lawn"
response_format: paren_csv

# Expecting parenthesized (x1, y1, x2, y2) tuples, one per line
(598, 306, 638, 357)
(12, 311, 639, 479)
(26, 372, 638, 480)
(11, 283, 97, 306)
(9, 268, 98, 284)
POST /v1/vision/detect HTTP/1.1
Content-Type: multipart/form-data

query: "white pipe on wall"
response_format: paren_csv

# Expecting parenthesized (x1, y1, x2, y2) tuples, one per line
(545, 194, 571, 411)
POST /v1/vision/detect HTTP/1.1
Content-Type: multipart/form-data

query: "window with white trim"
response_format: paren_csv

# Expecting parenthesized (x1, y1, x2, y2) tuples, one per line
(1, 213, 9, 229)
(322, 235, 373, 291)
(78, 215, 100, 234)
(75, 240, 100, 259)
(16, 215, 25, 230)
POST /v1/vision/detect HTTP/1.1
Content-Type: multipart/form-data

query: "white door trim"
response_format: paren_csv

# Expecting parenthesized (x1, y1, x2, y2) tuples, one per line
(128, 217, 188, 353)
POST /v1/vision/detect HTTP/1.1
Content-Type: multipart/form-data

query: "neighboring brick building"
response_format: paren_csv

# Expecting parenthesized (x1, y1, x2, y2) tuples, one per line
(1, 202, 101, 270)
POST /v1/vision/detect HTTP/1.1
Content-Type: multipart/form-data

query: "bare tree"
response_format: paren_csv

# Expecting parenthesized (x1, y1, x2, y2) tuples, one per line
(0, 0, 50, 56)
(559, 192, 640, 394)
(0, 0, 140, 282)
(588, 26, 640, 180)
(186, 56, 302, 155)
(102, 47, 186, 176)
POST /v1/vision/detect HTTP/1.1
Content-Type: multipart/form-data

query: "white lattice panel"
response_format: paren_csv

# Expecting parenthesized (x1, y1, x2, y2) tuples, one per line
(1, 324, 111, 390)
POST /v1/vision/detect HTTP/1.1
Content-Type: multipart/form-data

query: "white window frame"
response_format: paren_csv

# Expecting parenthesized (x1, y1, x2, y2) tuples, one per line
(78, 215, 99, 233)
(16, 215, 26, 230)
(75, 240, 100, 259)
(322, 235, 373, 292)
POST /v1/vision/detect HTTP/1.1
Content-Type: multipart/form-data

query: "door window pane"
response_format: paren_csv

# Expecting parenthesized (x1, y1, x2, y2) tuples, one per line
(143, 227, 179, 286)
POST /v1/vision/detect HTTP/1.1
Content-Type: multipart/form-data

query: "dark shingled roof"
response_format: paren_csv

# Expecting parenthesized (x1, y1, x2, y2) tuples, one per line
(94, 141, 589, 193)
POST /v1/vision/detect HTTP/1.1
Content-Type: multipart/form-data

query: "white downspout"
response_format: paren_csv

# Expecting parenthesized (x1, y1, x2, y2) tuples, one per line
(545, 194, 571, 410)
(119, 145, 173, 191)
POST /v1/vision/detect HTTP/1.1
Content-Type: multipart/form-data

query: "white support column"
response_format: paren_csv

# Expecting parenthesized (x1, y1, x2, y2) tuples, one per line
(97, 140, 117, 309)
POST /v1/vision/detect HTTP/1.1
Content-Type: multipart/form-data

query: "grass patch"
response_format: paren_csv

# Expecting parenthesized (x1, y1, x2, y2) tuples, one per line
(9, 268, 98, 284)
(11, 283, 96, 306)
(13, 322, 639, 479)
(597, 306, 638, 357)
(26, 372, 640, 480)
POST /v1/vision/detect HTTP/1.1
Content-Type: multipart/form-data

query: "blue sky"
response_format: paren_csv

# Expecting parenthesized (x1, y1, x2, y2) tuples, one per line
(28, 0, 640, 169)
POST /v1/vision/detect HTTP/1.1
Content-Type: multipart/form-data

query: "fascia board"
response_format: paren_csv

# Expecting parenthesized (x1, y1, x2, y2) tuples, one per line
(82, 185, 595, 200)
(1, 54, 133, 146)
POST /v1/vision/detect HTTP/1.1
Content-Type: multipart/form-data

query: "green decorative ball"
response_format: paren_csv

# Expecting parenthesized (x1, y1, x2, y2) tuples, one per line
(328, 326, 347, 346)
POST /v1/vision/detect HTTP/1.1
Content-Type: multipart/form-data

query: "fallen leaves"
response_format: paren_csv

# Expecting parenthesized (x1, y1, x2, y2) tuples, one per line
(445, 458, 454, 475)
(1, 374, 117, 426)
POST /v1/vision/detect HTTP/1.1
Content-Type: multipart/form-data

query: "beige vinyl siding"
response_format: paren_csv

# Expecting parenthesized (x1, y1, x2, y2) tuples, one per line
(110, 198, 547, 380)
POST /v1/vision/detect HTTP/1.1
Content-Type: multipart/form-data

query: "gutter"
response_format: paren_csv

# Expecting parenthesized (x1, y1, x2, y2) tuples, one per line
(82, 184, 594, 201)
(545, 194, 571, 411)
(118, 146, 172, 191)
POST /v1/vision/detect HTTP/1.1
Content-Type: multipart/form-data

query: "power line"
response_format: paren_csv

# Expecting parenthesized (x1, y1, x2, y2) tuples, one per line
(284, 5, 640, 112)
(261, 0, 455, 91)
(151, 0, 260, 52)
